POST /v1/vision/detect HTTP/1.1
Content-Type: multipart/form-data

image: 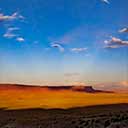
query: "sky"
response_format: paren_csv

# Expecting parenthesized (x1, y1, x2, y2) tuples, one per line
(0, 0, 128, 89)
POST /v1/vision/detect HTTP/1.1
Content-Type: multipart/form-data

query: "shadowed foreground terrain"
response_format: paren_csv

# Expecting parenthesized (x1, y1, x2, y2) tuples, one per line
(0, 104, 128, 128)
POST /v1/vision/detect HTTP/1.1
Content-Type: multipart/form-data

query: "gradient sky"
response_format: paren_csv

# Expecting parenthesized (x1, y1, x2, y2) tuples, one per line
(0, 0, 128, 87)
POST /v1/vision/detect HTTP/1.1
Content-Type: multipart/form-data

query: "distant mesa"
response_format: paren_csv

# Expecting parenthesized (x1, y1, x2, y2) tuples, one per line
(72, 86, 95, 92)
(47, 86, 72, 91)
(46, 85, 113, 93)
(0, 84, 113, 93)
(72, 86, 112, 93)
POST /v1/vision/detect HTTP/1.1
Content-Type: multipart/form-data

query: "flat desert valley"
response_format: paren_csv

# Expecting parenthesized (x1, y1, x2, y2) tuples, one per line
(0, 84, 128, 109)
(0, 84, 128, 128)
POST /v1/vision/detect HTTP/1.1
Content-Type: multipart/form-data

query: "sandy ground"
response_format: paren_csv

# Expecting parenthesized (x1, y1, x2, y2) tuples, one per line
(0, 88, 128, 109)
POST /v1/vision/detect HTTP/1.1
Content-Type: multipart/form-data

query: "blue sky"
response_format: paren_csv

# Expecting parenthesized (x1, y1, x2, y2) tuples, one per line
(0, 0, 128, 88)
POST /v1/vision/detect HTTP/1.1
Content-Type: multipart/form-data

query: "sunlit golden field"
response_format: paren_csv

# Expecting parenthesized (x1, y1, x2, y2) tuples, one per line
(0, 88, 128, 109)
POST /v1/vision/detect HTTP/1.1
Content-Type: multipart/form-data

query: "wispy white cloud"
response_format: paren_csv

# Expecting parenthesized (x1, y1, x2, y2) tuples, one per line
(3, 33, 17, 39)
(70, 47, 88, 53)
(109, 37, 128, 45)
(119, 28, 128, 33)
(3, 27, 20, 39)
(8, 27, 20, 31)
(104, 37, 128, 49)
(16, 37, 25, 42)
(104, 45, 121, 49)
(51, 43, 64, 52)
(0, 12, 24, 22)
(1, 11, 25, 42)
(101, 0, 110, 4)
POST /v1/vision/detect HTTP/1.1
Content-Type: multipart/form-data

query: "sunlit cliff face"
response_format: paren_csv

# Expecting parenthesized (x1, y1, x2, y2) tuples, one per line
(0, 84, 128, 110)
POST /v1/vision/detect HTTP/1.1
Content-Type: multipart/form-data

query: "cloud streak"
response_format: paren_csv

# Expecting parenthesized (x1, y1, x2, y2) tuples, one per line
(70, 47, 88, 53)
(1, 11, 25, 42)
(104, 37, 128, 49)
(8, 27, 20, 31)
(3, 33, 17, 39)
(3, 27, 19, 39)
(16, 37, 25, 42)
(119, 28, 128, 33)
(0, 12, 24, 22)
(104, 45, 121, 49)
(51, 43, 65, 52)
(101, 0, 110, 4)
